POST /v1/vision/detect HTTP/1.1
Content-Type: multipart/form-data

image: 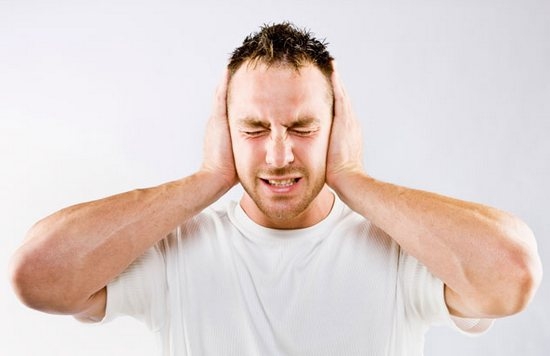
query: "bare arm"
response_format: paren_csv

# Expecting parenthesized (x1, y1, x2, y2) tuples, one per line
(9, 70, 237, 321)
(326, 63, 542, 318)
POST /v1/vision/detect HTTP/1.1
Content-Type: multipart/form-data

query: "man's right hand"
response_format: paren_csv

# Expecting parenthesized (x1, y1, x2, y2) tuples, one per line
(201, 69, 238, 190)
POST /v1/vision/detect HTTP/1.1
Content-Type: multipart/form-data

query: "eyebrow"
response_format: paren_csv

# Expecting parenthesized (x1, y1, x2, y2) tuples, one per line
(290, 117, 320, 128)
(237, 117, 270, 128)
(236, 116, 320, 128)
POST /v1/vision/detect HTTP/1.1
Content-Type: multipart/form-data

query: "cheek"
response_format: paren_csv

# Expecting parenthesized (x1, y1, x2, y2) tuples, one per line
(312, 130, 331, 152)
(313, 132, 332, 165)
(231, 137, 260, 171)
(295, 136, 330, 165)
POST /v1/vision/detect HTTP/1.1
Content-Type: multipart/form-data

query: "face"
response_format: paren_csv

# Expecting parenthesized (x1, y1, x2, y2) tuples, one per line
(228, 62, 334, 229)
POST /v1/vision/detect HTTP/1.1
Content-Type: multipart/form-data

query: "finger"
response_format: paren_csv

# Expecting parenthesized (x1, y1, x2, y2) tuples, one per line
(331, 61, 343, 99)
(331, 61, 349, 119)
(212, 68, 229, 118)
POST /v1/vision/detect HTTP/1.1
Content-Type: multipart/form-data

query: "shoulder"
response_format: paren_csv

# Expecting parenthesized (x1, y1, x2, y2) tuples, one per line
(174, 201, 234, 233)
(336, 201, 397, 250)
(160, 200, 237, 252)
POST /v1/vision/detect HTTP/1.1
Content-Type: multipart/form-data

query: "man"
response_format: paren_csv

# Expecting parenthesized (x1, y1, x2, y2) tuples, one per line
(10, 23, 542, 355)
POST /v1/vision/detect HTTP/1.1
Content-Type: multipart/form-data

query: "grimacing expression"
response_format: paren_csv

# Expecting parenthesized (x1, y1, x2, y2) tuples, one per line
(227, 62, 333, 228)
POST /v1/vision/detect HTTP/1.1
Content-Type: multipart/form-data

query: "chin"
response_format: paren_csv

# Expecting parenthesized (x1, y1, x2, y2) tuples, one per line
(255, 196, 315, 220)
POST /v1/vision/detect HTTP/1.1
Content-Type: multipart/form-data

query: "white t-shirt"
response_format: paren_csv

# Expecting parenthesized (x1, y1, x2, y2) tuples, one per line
(103, 196, 492, 355)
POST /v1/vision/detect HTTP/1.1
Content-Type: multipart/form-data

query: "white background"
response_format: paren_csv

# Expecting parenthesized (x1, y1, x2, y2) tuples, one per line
(1, 0, 548, 355)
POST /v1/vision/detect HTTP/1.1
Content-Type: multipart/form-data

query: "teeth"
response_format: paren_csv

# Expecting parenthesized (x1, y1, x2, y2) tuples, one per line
(268, 178, 296, 187)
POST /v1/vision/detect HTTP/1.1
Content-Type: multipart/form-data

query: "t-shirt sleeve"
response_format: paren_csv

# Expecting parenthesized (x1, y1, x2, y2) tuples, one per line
(100, 242, 168, 331)
(399, 249, 493, 335)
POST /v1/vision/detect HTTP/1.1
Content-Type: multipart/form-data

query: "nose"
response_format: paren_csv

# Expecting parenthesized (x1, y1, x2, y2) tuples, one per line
(265, 134, 294, 168)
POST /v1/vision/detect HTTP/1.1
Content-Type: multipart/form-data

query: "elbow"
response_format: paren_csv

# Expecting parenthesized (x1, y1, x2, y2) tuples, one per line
(507, 221, 543, 315)
(9, 237, 84, 315)
(469, 253, 542, 318)
(465, 220, 543, 318)
(9, 248, 50, 312)
(505, 245, 542, 315)
(488, 226, 543, 317)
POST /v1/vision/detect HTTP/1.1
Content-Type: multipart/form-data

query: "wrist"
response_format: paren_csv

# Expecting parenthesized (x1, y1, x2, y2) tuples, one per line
(194, 169, 237, 197)
(326, 167, 365, 194)
(327, 169, 374, 208)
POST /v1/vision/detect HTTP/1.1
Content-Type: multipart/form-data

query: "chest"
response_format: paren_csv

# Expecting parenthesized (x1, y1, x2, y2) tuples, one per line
(165, 226, 401, 355)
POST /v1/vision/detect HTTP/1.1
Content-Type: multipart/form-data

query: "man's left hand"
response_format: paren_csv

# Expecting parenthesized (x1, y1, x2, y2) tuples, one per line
(326, 62, 364, 190)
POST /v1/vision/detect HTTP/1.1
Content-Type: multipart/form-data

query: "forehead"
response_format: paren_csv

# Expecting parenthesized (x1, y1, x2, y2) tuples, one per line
(227, 62, 333, 120)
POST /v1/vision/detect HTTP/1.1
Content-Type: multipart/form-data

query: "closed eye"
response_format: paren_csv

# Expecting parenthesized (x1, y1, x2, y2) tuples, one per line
(290, 128, 319, 136)
(241, 130, 269, 137)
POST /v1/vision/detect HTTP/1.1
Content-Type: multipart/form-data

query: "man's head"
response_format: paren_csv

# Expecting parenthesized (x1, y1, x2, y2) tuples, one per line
(227, 23, 336, 229)
(228, 22, 334, 83)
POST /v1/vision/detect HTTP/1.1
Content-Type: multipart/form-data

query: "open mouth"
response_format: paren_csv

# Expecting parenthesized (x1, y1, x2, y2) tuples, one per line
(261, 178, 300, 187)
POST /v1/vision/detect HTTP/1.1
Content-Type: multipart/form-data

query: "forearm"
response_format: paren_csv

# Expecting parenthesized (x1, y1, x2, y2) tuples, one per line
(326, 63, 541, 317)
(10, 171, 232, 314)
(332, 171, 542, 317)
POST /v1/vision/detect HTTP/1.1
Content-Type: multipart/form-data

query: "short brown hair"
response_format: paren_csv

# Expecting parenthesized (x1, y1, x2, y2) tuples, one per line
(228, 22, 334, 79)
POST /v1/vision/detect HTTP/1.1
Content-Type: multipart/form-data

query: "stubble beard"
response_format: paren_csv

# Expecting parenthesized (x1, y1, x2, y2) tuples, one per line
(240, 166, 326, 223)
